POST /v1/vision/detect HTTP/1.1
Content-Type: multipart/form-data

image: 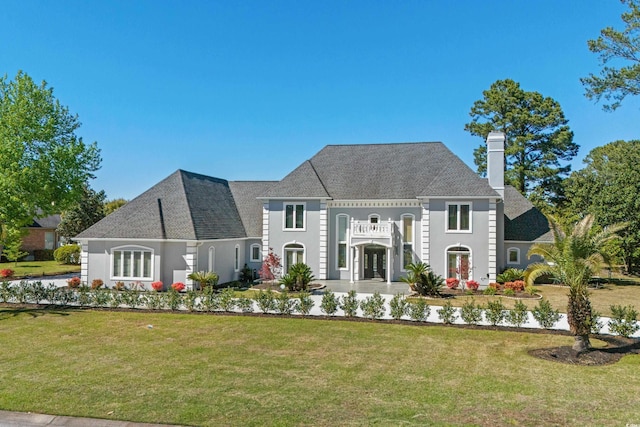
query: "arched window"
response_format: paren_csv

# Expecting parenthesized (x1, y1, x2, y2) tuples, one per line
(208, 246, 215, 272)
(401, 214, 415, 270)
(507, 247, 520, 265)
(368, 213, 380, 224)
(111, 245, 154, 280)
(446, 246, 471, 280)
(336, 214, 349, 269)
(283, 243, 305, 273)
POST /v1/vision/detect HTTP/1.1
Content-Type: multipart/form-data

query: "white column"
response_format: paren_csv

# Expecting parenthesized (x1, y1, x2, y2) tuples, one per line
(353, 246, 360, 282)
(488, 200, 498, 282)
(80, 241, 89, 284)
(318, 201, 328, 280)
(262, 201, 270, 259)
(386, 246, 392, 284)
(421, 201, 430, 265)
(185, 242, 198, 291)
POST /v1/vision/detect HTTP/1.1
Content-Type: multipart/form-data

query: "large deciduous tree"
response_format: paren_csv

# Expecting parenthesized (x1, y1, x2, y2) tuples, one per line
(104, 198, 128, 215)
(564, 140, 640, 273)
(525, 215, 626, 353)
(0, 71, 101, 232)
(581, 0, 640, 111)
(464, 79, 578, 205)
(57, 185, 106, 240)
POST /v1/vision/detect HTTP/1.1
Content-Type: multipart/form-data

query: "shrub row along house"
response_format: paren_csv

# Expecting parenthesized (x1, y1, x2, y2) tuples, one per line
(76, 132, 551, 290)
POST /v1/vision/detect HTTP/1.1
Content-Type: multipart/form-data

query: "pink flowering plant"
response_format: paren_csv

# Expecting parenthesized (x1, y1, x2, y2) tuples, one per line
(67, 276, 81, 288)
(0, 269, 14, 279)
(171, 282, 185, 292)
(151, 281, 163, 291)
(465, 280, 480, 291)
(445, 277, 460, 290)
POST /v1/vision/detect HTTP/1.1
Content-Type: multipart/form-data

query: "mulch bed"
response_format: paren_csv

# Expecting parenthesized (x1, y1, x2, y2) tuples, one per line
(430, 288, 540, 299)
(250, 282, 326, 292)
(529, 335, 640, 366)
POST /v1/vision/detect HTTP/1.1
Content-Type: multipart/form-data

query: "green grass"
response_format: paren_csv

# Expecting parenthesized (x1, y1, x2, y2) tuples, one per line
(0, 309, 639, 426)
(0, 260, 80, 278)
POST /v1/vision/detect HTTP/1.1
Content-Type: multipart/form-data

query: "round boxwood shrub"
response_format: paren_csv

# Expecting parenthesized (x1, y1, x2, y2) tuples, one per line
(54, 244, 81, 265)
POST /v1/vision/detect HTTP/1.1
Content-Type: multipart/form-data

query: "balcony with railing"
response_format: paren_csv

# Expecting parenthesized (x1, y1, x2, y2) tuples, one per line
(350, 219, 394, 245)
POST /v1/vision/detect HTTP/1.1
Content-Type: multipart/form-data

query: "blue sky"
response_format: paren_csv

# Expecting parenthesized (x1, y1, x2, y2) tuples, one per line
(2, 0, 638, 200)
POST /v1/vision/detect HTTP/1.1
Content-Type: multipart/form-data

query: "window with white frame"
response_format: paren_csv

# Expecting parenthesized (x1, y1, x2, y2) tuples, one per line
(446, 202, 472, 232)
(112, 247, 153, 280)
(284, 243, 304, 273)
(337, 214, 348, 269)
(250, 244, 261, 262)
(368, 214, 380, 224)
(208, 246, 215, 272)
(284, 203, 305, 230)
(234, 245, 240, 272)
(402, 214, 414, 270)
(507, 247, 520, 264)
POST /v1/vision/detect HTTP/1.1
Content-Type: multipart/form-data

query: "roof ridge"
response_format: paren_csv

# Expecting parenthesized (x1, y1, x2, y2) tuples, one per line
(308, 159, 331, 198)
(323, 141, 443, 147)
(177, 170, 199, 239)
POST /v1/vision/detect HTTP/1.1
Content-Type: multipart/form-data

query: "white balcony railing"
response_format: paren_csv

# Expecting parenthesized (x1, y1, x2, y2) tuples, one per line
(350, 220, 393, 239)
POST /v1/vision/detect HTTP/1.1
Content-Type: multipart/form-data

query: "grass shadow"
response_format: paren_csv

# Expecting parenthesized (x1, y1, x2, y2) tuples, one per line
(0, 306, 76, 321)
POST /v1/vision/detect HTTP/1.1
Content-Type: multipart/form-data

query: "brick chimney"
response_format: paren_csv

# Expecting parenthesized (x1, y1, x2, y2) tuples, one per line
(486, 131, 505, 198)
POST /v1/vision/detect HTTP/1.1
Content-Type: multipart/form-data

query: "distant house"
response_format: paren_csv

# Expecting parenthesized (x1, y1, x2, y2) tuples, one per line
(76, 132, 551, 289)
(17, 214, 63, 260)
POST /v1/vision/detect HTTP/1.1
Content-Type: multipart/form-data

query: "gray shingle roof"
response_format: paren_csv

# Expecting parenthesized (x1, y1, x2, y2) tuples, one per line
(503, 186, 552, 242)
(266, 142, 499, 199)
(76, 170, 247, 240)
(229, 181, 276, 237)
(30, 214, 61, 229)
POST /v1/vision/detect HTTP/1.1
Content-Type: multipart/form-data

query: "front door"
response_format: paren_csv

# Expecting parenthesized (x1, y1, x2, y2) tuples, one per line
(363, 246, 386, 279)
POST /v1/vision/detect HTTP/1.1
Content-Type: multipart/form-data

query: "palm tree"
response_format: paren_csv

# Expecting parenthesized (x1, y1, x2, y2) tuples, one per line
(525, 214, 625, 353)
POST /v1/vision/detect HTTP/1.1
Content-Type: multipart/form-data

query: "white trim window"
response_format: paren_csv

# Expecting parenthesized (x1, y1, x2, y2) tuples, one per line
(250, 244, 261, 262)
(446, 202, 472, 232)
(336, 214, 349, 270)
(401, 214, 414, 270)
(112, 246, 153, 280)
(208, 246, 216, 272)
(284, 202, 306, 230)
(234, 244, 240, 272)
(368, 213, 380, 224)
(283, 243, 305, 273)
(507, 247, 520, 264)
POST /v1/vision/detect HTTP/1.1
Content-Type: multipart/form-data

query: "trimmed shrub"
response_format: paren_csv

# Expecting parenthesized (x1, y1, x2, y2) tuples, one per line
(590, 309, 604, 334)
(460, 299, 483, 325)
(295, 291, 314, 316)
(532, 298, 561, 329)
(67, 276, 81, 288)
(0, 269, 14, 279)
(171, 282, 186, 292)
(465, 280, 480, 291)
(33, 249, 55, 261)
(504, 280, 525, 292)
(360, 292, 386, 320)
(608, 305, 639, 338)
(151, 281, 163, 291)
(54, 244, 81, 265)
(166, 288, 182, 310)
(236, 296, 254, 313)
(437, 301, 457, 324)
(339, 290, 359, 317)
(201, 286, 220, 312)
(484, 299, 507, 326)
(389, 293, 408, 320)
(320, 291, 339, 316)
(274, 290, 295, 315)
(483, 287, 497, 296)
(445, 278, 459, 290)
(91, 279, 104, 290)
(184, 290, 201, 312)
(408, 298, 430, 322)
(506, 300, 529, 327)
(255, 290, 275, 314)
(218, 288, 236, 312)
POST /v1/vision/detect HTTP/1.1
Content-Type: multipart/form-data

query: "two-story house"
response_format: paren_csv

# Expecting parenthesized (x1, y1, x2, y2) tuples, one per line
(76, 132, 551, 289)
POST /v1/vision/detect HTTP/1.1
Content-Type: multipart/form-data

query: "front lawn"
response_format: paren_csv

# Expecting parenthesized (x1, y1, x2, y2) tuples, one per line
(0, 260, 80, 278)
(0, 309, 638, 426)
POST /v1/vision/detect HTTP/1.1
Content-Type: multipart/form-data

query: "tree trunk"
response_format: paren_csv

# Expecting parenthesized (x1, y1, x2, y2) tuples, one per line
(572, 335, 591, 353)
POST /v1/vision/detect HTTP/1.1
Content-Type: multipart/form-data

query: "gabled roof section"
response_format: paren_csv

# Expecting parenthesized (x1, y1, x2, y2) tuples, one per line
(76, 170, 246, 240)
(266, 142, 499, 199)
(30, 214, 61, 229)
(229, 181, 277, 237)
(503, 186, 553, 242)
(265, 160, 329, 198)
